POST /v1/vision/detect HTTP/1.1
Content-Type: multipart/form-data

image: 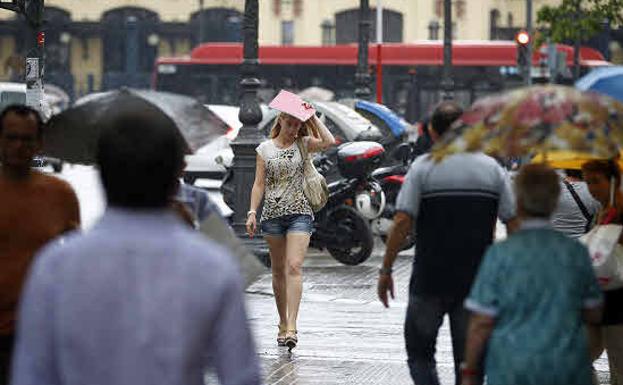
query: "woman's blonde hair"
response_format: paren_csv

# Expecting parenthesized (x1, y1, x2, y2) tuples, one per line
(269, 112, 321, 140)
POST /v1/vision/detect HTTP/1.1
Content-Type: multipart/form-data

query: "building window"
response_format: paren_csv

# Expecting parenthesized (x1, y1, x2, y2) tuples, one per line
(168, 39, 177, 56)
(455, 0, 466, 19)
(102, 7, 159, 73)
(335, 8, 403, 44)
(507, 12, 513, 27)
(282, 20, 294, 45)
(321, 19, 335, 45)
(81, 38, 89, 61)
(293, 0, 302, 17)
(490, 9, 500, 40)
(273, 0, 281, 16)
(428, 20, 440, 40)
(434, 22, 456, 39)
(191, 8, 242, 45)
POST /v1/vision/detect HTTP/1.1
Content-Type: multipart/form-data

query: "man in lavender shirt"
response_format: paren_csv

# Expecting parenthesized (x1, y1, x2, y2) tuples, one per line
(11, 97, 261, 385)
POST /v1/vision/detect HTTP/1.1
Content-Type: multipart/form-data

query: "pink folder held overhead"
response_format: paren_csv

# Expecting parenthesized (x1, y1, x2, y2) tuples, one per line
(268, 90, 316, 122)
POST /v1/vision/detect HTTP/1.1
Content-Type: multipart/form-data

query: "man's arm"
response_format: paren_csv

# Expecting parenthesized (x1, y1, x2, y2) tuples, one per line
(58, 180, 81, 232)
(11, 252, 60, 385)
(208, 267, 261, 385)
(377, 159, 423, 308)
(497, 166, 518, 236)
(504, 217, 520, 235)
(578, 245, 604, 325)
(199, 214, 266, 287)
(461, 313, 495, 385)
(583, 306, 603, 325)
(461, 245, 502, 384)
(377, 211, 412, 308)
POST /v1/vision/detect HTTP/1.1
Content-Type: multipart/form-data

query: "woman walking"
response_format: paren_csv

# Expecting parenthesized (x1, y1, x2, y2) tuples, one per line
(462, 164, 603, 385)
(246, 106, 334, 351)
(581, 159, 623, 384)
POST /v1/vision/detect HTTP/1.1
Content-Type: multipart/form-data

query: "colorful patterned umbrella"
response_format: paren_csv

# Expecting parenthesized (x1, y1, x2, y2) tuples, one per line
(432, 85, 623, 161)
(530, 150, 623, 170)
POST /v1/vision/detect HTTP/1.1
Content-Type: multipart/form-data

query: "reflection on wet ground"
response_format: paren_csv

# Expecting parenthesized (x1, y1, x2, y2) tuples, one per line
(244, 243, 449, 385)
(216, 241, 612, 384)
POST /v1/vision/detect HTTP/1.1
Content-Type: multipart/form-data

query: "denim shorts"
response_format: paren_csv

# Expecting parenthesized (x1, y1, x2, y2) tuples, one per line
(261, 214, 313, 237)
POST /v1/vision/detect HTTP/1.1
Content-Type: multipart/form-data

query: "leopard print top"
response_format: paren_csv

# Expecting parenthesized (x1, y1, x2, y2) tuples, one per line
(256, 139, 313, 222)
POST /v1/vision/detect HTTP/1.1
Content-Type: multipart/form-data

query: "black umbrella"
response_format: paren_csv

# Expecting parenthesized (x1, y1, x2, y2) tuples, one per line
(43, 88, 229, 164)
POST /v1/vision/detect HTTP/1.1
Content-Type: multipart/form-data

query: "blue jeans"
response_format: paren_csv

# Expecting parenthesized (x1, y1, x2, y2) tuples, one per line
(261, 214, 313, 237)
(404, 295, 483, 385)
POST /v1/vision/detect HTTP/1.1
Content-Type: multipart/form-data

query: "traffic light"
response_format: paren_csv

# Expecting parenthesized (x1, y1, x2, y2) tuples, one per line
(515, 30, 530, 71)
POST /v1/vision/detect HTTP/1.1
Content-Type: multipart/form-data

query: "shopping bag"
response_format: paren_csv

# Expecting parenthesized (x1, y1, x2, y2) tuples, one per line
(580, 224, 623, 290)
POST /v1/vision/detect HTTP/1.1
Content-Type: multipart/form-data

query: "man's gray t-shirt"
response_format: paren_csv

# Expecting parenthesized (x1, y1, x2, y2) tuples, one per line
(551, 180, 600, 238)
(396, 152, 516, 297)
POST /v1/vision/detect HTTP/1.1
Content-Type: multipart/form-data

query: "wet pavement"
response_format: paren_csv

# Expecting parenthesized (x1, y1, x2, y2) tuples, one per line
(236, 242, 612, 385)
(244, 244, 420, 385)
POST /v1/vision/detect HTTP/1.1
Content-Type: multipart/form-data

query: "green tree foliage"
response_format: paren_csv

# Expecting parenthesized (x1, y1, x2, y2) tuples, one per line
(537, 0, 623, 43)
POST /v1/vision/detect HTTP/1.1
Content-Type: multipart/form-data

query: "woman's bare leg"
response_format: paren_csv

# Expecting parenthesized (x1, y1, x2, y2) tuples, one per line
(284, 232, 311, 332)
(265, 235, 288, 330)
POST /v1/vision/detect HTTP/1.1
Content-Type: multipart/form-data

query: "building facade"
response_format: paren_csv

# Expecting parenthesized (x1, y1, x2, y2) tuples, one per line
(0, 0, 584, 100)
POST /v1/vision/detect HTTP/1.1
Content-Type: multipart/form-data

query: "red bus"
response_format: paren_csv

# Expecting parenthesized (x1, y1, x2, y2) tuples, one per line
(154, 41, 609, 121)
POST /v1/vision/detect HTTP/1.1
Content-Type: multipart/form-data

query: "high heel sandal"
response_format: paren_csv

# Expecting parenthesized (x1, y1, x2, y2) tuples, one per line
(285, 329, 298, 352)
(277, 324, 287, 346)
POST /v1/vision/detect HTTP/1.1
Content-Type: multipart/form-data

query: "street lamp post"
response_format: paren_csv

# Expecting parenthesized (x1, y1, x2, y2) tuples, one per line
(226, 0, 268, 260)
(525, 0, 533, 86)
(441, 0, 454, 100)
(355, 0, 371, 100)
(198, 0, 205, 44)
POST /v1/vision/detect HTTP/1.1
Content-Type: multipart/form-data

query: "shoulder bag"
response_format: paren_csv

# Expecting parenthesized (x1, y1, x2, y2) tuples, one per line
(563, 180, 593, 234)
(296, 138, 328, 212)
(579, 213, 623, 290)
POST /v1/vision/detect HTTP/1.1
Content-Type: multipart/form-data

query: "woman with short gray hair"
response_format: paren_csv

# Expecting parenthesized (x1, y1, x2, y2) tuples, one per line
(460, 164, 603, 385)
(514, 164, 561, 217)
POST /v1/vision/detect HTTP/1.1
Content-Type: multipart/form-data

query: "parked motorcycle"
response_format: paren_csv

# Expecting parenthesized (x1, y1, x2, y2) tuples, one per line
(370, 143, 415, 250)
(310, 141, 386, 265)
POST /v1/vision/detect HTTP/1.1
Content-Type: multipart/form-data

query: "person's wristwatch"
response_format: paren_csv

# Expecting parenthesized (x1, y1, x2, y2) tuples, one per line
(378, 266, 392, 275)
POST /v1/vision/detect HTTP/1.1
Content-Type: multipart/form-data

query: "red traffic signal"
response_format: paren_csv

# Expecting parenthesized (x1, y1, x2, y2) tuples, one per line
(515, 30, 530, 46)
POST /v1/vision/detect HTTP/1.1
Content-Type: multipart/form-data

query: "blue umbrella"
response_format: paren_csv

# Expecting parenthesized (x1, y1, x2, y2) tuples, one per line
(355, 100, 407, 138)
(575, 66, 623, 103)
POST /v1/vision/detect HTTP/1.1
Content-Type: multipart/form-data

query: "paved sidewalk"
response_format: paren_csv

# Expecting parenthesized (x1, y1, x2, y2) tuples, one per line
(213, 243, 612, 384)
(241, 245, 454, 385)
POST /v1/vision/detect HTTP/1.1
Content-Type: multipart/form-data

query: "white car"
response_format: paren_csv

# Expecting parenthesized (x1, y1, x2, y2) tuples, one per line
(0, 82, 58, 120)
(184, 104, 267, 182)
